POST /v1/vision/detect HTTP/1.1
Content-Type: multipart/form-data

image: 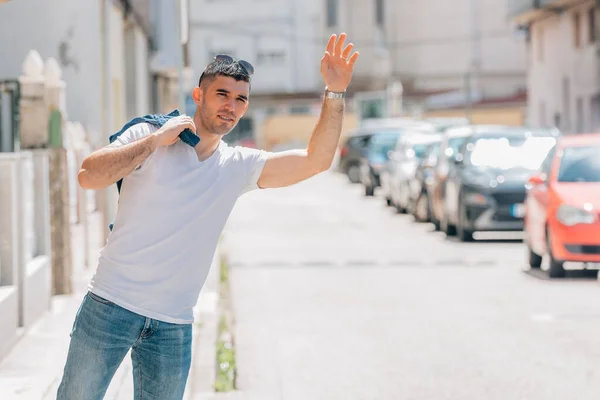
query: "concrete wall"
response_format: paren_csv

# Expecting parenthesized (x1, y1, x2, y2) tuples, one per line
(0, 0, 103, 143)
(527, 1, 600, 132)
(261, 113, 359, 151)
(389, 0, 527, 96)
(424, 106, 526, 126)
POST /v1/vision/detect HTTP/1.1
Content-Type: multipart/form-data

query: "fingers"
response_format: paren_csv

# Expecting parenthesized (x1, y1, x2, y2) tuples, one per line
(342, 43, 354, 60)
(326, 34, 336, 56)
(334, 33, 346, 56)
(348, 51, 360, 67)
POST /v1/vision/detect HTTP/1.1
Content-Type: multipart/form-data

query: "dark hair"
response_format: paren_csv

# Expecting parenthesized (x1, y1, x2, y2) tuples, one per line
(198, 59, 251, 88)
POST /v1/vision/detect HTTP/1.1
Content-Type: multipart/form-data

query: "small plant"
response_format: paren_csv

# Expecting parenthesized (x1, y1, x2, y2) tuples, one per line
(214, 314, 236, 392)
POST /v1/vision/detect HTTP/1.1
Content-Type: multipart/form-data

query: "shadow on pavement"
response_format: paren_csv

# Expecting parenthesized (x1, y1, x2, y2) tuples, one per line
(523, 268, 599, 281)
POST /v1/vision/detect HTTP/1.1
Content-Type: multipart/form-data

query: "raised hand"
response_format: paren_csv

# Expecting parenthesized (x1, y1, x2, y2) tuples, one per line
(320, 33, 360, 93)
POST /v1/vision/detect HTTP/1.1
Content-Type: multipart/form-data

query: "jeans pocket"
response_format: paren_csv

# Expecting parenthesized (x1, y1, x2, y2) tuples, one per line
(87, 291, 114, 306)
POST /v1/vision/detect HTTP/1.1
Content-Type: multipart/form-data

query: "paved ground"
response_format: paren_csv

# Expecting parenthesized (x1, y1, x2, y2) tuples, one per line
(0, 213, 219, 400)
(223, 171, 600, 400)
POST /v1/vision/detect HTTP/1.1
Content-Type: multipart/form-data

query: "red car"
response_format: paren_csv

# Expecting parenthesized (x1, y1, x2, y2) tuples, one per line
(524, 133, 600, 277)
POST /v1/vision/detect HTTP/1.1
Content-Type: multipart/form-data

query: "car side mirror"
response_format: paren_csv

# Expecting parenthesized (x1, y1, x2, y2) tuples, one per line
(452, 154, 464, 165)
(528, 173, 547, 187)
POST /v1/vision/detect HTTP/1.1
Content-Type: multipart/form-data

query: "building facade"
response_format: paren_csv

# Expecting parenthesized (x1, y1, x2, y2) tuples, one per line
(510, 0, 600, 133)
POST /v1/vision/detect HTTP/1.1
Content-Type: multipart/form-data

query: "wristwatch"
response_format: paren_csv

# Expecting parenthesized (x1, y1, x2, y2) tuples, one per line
(325, 87, 345, 100)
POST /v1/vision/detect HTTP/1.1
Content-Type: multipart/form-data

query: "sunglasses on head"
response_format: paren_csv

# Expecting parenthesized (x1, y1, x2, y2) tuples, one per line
(213, 54, 255, 76)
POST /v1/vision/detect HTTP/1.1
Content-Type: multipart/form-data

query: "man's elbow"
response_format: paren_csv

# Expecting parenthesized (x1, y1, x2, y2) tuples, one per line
(77, 161, 108, 191)
(78, 169, 96, 190)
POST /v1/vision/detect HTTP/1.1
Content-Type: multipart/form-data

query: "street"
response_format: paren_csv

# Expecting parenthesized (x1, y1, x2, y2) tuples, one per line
(223, 171, 600, 400)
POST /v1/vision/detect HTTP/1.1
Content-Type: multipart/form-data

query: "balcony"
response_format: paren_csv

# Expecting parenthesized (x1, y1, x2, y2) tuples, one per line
(507, 0, 553, 24)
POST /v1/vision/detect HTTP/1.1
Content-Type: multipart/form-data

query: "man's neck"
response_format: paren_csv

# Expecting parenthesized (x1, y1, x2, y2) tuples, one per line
(192, 132, 220, 161)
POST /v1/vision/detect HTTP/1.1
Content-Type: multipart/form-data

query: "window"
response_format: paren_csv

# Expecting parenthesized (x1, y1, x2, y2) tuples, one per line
(375, 0, 384, 26)
(256, 51, 285, 65)
(574, 12, 581, 48)
(589, 7, 596, 43)
(539, 100, 546, 127)
(562, 77, 571, 131)
(326, 0, 338, 27)
(576, 96, 584, 133)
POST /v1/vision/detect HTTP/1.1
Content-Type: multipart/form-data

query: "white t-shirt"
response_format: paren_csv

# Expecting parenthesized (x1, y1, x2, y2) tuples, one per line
(89, 122, 271, 324)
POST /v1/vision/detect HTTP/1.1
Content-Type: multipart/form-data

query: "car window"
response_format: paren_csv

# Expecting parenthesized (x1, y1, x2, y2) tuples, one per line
(539, 145, 556, 175)
(557, 145, 600, 183)
(465, 136, 556, 171)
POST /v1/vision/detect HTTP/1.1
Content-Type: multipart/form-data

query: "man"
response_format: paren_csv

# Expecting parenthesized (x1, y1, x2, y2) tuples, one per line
(57, 33, 359, 399)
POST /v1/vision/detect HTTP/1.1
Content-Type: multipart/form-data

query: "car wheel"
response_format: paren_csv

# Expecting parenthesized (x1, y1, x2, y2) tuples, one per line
(347, 164, 361, 183)
(527, 246, 542, 268)
(441, 212, 456, 236)
(457, 201, 473, 242)
(413, 193, 429, 222)
(546, 228, 565, 278)
(365, 185, 374, 196)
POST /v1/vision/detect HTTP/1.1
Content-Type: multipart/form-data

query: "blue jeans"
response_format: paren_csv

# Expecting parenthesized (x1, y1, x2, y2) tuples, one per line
(56, 292, 192, 399)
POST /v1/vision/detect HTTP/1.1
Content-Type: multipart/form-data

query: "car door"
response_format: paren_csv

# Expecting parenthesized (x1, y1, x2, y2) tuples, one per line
(526, 145, 556, 255)
(444, 139, 469, 225)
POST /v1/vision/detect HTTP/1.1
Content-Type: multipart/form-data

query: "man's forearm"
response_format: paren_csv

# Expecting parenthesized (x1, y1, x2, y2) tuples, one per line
(306, 95, 345, 171)
(78, 134, 159, 190)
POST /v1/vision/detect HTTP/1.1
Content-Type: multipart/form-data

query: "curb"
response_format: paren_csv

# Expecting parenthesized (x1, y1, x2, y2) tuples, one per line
(184, 247, 222, 400)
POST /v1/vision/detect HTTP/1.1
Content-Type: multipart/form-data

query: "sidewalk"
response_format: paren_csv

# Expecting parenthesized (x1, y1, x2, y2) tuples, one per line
(0, 212, 221, 400)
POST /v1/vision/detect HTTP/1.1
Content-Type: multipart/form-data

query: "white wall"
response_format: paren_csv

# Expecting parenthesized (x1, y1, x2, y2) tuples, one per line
(528, 1, 599, 133)
(188, 0, 322, 94)
(0, 0, 103, 144)
(323, 0, 391, 88)
(389, 0, 527, 96)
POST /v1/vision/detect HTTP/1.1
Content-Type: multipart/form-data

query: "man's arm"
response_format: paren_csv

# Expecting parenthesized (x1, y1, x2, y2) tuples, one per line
(256, 32, 359, 189)
(78, 134, 159, 190)
(78, 115, 196, 190)
(257, 96, 344, 189)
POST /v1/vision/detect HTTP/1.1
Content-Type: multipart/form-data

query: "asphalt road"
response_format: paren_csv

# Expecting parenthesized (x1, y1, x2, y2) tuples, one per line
(222, 171, 600, 400)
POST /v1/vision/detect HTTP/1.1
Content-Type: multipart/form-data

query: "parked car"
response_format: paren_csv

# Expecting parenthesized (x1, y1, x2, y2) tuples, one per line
(524, 133, 600, 278)
(384, 132, 442, 213)
(411, 140, 442, 222)
(430, 126, 475, 230)
(359, 131, 404, 196)
(442, 126, 559, 241)
(338, 131, 375, 183)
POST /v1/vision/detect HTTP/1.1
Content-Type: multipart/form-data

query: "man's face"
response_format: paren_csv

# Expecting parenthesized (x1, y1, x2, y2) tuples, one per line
(195, 75, 250, 135)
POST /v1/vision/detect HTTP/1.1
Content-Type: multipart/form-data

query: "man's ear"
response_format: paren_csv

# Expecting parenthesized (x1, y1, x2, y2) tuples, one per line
(192, 86, 203, 105)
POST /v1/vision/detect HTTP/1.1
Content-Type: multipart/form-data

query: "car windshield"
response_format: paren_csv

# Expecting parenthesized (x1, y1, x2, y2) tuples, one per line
(410, 143, 433, 159)
(558, 145, 600, 182)
(466, 135, 556, 170)
(444, 137, 467, 158)
(369, 133, 401, 156)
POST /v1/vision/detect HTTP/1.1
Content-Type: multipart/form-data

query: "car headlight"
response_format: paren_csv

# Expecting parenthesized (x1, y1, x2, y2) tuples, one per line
(556, 205, 596, 226)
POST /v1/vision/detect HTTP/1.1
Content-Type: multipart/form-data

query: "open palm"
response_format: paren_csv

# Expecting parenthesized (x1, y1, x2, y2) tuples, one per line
(320, 33, 360, 93)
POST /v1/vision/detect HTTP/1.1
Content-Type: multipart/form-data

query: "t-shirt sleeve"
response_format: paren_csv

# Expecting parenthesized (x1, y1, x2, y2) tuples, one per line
(236, 146, 272, 195)
(110, 122, 155, 147)
(109, 122, 156, 170)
